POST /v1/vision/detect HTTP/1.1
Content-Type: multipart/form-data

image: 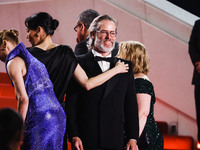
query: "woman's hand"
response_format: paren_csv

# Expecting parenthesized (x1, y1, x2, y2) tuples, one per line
(115, 60, 129, 74)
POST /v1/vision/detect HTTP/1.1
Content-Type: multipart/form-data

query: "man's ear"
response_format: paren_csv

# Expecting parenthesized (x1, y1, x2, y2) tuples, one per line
(80, 22, 87, 33)
(91, 31, 96, 39)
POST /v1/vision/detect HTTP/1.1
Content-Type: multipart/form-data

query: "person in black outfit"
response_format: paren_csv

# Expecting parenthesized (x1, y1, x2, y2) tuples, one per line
(74, 9, 99, 44)
(74, 9, 119, 56)
(0, 108, 24, 150)
(67, 15, 139, 150)
(189, 19, 200, 144)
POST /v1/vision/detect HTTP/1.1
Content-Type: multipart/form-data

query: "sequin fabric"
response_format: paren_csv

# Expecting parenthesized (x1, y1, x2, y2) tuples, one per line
(5, 43, 66, 150)
(135, 78, 163, 150)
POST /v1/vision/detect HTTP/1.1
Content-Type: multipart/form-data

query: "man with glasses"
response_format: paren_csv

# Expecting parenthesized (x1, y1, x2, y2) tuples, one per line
(67, 15, 139, 150)
(74, 9, 119, 56)
(74, 9, 99, 44)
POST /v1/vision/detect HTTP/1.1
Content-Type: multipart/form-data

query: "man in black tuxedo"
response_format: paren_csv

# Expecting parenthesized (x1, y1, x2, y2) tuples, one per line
(189, 19, 200, 143)
(67, 15, 139, 150)
(74, 9, 119, 56)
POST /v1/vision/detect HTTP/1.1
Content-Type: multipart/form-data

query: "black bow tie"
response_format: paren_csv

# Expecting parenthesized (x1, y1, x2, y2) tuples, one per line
(94, 56, 114, 63)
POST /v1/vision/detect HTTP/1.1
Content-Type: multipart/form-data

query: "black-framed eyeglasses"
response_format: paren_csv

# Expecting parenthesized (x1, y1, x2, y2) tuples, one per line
(74, 23, 81, 32)
(96, 30, 117, 37)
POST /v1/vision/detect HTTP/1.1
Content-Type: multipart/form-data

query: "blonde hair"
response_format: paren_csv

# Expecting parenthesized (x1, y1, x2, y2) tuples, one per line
(0, 29, 19, 45)
(118, 41, 150, 75)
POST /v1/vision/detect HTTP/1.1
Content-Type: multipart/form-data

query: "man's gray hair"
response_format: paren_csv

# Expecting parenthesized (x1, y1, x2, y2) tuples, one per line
(77, 9, 100, 29)
(87, 14, 118, 51)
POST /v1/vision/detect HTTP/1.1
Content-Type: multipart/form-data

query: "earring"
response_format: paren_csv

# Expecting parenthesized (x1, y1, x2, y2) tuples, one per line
(36, 33, 40, 37)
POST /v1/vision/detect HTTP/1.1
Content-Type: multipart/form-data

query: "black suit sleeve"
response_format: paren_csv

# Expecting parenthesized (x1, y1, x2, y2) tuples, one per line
(124, 62, 139, 141)
(74, 39, 89, 56)
(66, 78, 81, 141)
(189, 19, 200, 65)
(111, 42, 119, 57)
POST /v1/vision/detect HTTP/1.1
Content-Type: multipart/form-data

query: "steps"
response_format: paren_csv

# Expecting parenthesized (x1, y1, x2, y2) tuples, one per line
(163, 134, 193, 149)
(157, 121, 194, 149)
(0, 72, 72, 149)
(0, 72, 17, 110)
(0, 72, 194, 149)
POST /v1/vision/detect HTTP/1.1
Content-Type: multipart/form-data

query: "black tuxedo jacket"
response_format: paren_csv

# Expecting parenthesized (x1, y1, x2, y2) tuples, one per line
(74, 39, 88, 56)
(74, 38, 119, 57)
(66, 51, 139, 149)
(189, 19, 200, 85)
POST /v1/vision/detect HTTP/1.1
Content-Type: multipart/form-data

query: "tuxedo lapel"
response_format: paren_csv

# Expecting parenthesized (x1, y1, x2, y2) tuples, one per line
(85, 52, 103, 77)
(85, 53, 120, 100)
(102, 57, 120, 100)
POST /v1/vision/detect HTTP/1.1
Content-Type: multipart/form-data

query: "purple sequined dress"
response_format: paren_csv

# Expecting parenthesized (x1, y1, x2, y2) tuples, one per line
(5, 43, 66, 150)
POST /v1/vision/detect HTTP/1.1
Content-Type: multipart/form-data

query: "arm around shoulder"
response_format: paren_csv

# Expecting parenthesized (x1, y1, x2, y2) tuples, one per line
(73, 60, 129, 90)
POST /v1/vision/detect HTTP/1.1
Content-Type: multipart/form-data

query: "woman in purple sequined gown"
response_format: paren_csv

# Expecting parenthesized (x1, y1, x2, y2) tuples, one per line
(0, 29, 66, 150)
(0, 29, 128, 150)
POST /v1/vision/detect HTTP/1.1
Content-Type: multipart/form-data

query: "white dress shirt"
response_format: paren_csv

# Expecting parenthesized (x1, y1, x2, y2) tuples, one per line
(92, 49, 111, 72)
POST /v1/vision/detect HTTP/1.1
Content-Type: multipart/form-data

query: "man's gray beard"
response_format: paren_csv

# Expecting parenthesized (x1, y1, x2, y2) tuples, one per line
(94, 36, 115, 53)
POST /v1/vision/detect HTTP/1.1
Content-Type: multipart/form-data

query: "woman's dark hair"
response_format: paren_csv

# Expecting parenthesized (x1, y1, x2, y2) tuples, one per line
(25, 12, 59, 36)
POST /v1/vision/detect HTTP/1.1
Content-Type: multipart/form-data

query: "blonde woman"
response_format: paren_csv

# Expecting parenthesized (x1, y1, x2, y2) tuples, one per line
(118, 41, 163, 150)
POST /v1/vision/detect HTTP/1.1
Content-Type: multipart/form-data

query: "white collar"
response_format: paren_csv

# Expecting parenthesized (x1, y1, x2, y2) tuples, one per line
(92, 49, 111, 58)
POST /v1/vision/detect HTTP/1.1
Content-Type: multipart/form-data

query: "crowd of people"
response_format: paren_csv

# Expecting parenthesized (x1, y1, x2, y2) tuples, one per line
(0, 9, 166, 150)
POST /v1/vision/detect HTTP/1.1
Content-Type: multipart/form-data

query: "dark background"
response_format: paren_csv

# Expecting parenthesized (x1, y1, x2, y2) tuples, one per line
(167, 0, 200, 17)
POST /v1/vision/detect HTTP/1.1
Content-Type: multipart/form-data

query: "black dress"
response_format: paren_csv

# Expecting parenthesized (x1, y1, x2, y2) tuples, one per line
(135, 78, 163, 150)
(27, 45, 78, 108)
